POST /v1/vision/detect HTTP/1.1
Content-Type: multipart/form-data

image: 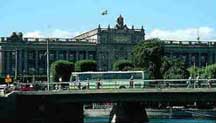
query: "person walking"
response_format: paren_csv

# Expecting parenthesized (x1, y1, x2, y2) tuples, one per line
(129, 75, 134, 88)
(207, 79, 212, 88)
(86, 78, 90, 89)
(187, 76, 192, 88)
(96, 79, 101, 89)
(194, 75, 200, 88)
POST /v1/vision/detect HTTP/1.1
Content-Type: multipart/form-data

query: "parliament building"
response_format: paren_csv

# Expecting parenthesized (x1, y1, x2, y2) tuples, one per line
(0, 15, 216, 79)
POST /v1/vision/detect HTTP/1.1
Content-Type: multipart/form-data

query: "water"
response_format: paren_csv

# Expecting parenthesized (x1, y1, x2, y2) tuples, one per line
(85, 117, 216, 123)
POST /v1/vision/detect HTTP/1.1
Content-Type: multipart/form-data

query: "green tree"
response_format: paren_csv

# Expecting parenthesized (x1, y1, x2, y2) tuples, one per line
(131, 38, 164, 79)
(112, 60, 134, 71)
(50, 60, 74, 82)
(200, 64, 216, 79)
(187, 66, 200, 78)
(75, 60, 97, 72)
(162, 58, 190, 79)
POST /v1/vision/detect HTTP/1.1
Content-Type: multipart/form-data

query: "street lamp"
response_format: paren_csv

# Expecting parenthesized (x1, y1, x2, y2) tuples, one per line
(14, 49, 18, 81)
(47, 38, 50, 91)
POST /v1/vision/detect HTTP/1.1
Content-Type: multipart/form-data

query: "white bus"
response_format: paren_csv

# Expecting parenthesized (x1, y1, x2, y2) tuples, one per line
(70, 71, 148, 89)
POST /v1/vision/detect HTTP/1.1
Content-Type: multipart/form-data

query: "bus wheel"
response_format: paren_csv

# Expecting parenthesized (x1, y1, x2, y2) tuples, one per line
(119, 86, 126, 89)
(82, 86, 87, 90)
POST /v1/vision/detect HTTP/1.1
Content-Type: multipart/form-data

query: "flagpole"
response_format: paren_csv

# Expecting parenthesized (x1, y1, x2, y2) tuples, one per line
(47, 38, 50, 91)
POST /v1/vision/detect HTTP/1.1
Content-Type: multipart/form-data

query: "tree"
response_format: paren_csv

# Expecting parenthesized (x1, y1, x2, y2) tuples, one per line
(162, 58, 190, 79)
(131, 38, 164, 79)
(187, 66, 201, 78)
(112, 60, 134, 71)
(200, 64, 216, 79)
(50, 60, 74, 82)
(75, 60, 97, 72)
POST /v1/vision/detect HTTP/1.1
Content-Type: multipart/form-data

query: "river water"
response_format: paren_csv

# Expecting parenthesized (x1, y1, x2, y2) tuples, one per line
(85, 117, 216, 123)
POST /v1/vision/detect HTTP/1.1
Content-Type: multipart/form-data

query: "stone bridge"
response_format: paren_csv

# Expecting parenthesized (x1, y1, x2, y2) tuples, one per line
(1, 88, 216, 123)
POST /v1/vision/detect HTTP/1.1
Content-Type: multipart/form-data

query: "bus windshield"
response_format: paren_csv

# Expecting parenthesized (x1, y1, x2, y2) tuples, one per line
(71, 71, 145, 81)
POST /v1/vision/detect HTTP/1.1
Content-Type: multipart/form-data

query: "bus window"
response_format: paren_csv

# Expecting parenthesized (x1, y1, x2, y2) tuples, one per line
(70, 71, 146, 82)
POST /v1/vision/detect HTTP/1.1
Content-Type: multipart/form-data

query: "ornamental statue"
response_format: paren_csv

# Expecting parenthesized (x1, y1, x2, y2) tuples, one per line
(115, 15, 128, 30)
(10, 32, 23, 41)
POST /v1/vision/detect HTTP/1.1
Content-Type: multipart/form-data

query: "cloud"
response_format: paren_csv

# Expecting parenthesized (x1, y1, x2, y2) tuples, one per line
(49, 29, 79, 38)
(24, 27, 216, 41)
(23, 29, 80, 38)
(146, 27, 216, 41)
(24, 31, 44, 38)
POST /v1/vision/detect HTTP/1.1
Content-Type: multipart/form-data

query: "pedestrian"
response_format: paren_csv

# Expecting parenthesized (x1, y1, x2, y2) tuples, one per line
(207, 79, 212, 88)
(87, 78, 90, 89)
(194, 75, 200, 88)
(76, 76, 81, 90)
(187, 76, 192, 88)
(96, 79, 101, 89)
(129, 75, 134, 88)
(78, 82, 81, 90)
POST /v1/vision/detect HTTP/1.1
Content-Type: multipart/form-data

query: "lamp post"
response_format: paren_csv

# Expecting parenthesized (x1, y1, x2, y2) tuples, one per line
(14, 49, 18, 81)
(47, 39, 50, 90)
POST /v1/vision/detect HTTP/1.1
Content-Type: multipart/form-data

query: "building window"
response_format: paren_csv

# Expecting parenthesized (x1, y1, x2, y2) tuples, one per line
(79, 51, 85, 60)
(28, 67, 36, 75)
(50, 54, 55, 61)
(69, 52, 75, 61)
(38, 51, 46, 70)
(28, 51, 35, 60)
(39, 68, 45, 74)
(58, 51, 66, 60)
(88, 51, 96, 60)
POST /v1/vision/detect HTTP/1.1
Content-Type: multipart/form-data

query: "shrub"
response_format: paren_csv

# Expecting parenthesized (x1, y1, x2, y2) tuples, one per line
(75, 60, 97, 72)
(112, 60, 134, 71)
(50, 60, 74, 82)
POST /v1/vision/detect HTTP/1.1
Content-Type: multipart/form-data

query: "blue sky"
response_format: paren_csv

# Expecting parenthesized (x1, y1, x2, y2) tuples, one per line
(0, 0, 216, 40)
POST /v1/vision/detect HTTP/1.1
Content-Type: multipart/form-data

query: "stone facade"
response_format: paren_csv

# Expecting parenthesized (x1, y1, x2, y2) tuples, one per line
(0, 16, 145, 78)
(0, 37, 97, 77)
(164, 40, 216, 67)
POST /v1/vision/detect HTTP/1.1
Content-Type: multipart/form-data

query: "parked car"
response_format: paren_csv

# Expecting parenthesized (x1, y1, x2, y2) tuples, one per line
(0, 84, 7, 95)
(0, 84, 14, 94)
(18, 84, 34, 91)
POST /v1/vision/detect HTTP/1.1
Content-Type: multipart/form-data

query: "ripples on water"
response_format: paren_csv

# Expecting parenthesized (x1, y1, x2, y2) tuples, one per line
(84, 117, 216, 123)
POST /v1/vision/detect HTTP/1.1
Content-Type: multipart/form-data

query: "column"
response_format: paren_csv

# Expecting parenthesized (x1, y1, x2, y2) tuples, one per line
(212, 53, 215, 64)
(209, 52, 213, 65)
(214, 53, 216, 64)
(35, 50, 39, 74)
(97, 51, 102, 71)
(170, 51, 173, 59)
(188, 53, 192, 66)
(55, 50, 59, 60)
(0, 51, 4, 75)
(76, 51, 79, 61)
(198, 52, 201, 67)
(24, 50, 28, 74)
(66, 51, 69, 61)
(6, 52, 10, 74)
(18, 50, 22, 75)
(86, 51, 88, 60)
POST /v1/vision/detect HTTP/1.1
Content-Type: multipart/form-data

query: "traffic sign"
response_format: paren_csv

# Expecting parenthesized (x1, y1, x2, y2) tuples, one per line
(5, 74, 12, 83)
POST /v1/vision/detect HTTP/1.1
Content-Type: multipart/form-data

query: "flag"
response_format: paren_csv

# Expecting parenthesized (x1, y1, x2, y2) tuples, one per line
(101, 10, 108, 15)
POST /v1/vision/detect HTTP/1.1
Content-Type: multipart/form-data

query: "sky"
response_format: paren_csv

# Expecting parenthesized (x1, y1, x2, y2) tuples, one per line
(0, 0, 216, 40)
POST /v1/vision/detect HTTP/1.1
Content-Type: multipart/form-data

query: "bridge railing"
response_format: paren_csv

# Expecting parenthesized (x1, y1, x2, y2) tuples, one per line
(13, 79, 216, 91)
(143, 79, 216, 88)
